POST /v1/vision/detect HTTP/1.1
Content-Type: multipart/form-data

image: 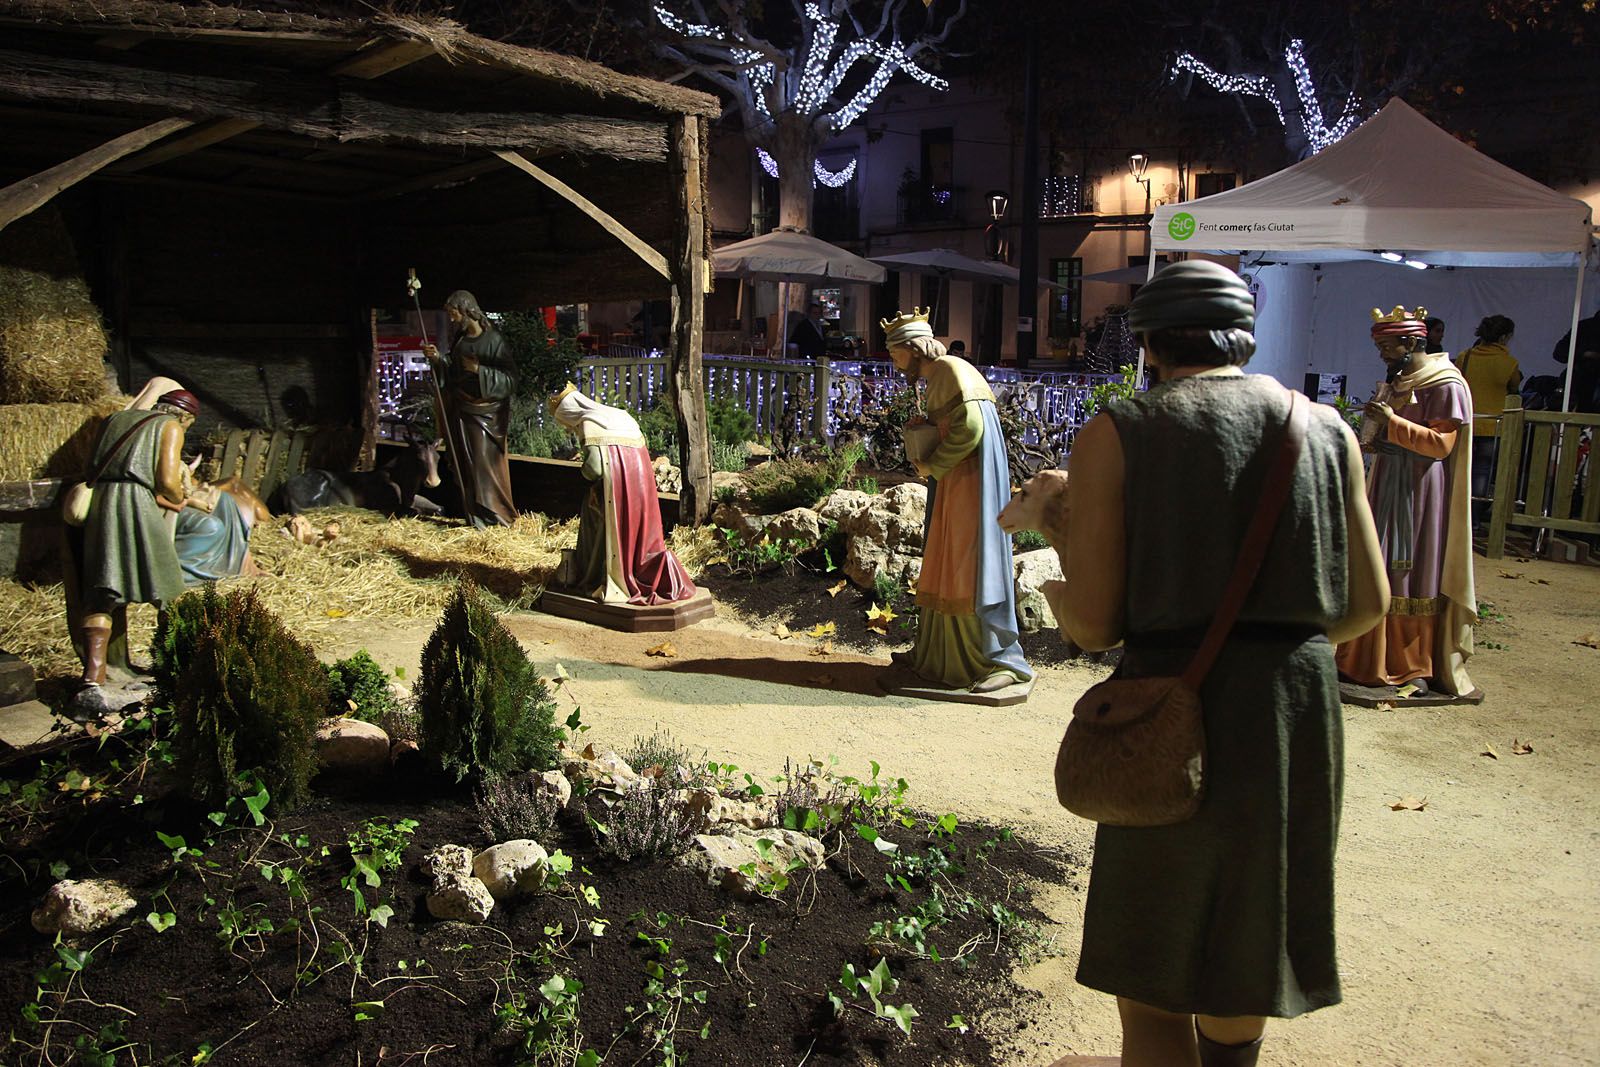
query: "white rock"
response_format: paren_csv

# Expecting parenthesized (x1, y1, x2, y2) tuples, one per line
(535, 769, 573, 808)
(1013, 548, 1064, 633)
(653, 456, 683, 495)
(315, 717, 390, 774)
(558, 744, 640, 792)
(473, 840, 550, 901)
(419, 844, 473, 881)
(676, 826, 826, 896)
(675, 788, 778, 830)
(820, 483, 928, 590)
(32, 879, 137, 937)
(425, 874, 495, 923)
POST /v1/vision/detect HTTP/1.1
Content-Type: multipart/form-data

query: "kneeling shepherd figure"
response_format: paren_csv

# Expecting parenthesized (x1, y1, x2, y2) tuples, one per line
(549, 385, 696, 606)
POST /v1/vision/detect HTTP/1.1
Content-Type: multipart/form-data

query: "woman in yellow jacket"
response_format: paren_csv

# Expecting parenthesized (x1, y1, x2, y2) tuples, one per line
(1456, 315, 1521, 523)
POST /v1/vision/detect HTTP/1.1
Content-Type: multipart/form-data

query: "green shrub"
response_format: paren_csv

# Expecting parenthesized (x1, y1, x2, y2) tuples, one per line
(500, 311, 584, 400)
(637, 396, 678, 456)
(873, 572, 905, 607)
(325, 650, 399, 723)
(508, 409, 574, 459)
(739, 442, 865, 513)
(151, 587, 213, 707)
(416, 580, 562, 787)
(167, 588, 329, 811)
(711, 439, 747, 473)
(708, 396, 757, 448)
(853, 474, 880, 496)
(1083, 362, 1140, 419)
(1013, 529, 1049, 552)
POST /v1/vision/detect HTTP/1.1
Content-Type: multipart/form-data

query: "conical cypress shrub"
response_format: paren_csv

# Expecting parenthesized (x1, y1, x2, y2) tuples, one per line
(416, 580, 560, 787)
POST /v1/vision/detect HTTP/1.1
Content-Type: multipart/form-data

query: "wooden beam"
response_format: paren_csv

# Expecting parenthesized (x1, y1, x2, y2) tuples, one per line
(109, 39, 434, 175)
(328, 39, 435, 79)
(667, 115, 711, 524)
(365, 156, 510, 200)
(0, 116, 192, 232)
(494, 149, 670, 279)
(0, 49, 671, 162)
(113, 117, 263, 174)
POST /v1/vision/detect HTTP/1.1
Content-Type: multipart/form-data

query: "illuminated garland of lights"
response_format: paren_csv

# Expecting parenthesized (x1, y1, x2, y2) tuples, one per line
(1171, 38, 1365, 153)
(756, 147, 858, 188)
(654, 2, 948, 134)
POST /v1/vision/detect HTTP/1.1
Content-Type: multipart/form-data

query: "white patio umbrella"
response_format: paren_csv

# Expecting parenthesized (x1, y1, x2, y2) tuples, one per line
(714, 229, 884, 354)
(712, 229, 886, 284)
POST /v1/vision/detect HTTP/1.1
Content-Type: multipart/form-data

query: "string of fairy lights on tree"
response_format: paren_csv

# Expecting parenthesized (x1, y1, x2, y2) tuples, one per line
(755, 148, 858, 188)
(653, 2, 952, 188)
(1170, 38, 1365, 154)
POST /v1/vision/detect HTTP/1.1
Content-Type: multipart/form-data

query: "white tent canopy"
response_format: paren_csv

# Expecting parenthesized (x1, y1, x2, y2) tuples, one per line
(1149, 99, 1594, 407)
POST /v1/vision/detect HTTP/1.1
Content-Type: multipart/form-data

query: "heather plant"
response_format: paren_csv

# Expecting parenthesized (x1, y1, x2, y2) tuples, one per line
(168, 589, 329, 810)
(588, 777, 696, 861)
(476, 773, 562, 843)
(416, 580, 562, 787)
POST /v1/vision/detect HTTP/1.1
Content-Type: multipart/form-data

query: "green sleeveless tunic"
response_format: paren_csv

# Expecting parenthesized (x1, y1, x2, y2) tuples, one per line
(82, 409, 186, 608)
(1075, 373, 1350, 1018)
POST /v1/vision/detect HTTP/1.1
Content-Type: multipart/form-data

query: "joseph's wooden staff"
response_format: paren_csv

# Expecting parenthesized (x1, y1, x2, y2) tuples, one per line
(408, 269, 474, 524)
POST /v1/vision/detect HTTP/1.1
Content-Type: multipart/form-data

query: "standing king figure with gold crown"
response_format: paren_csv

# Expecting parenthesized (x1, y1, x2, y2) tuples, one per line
(882, 309, 1031, 695)
(1336, 306, 1477, 696)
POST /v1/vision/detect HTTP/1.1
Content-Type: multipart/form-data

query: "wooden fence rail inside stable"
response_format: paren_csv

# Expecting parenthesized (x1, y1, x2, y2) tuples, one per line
(547, 353, 1121, 447)
(1486, 395, 1600, 559)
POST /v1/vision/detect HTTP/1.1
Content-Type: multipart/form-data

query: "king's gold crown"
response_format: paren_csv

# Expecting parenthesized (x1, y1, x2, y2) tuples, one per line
(1371, 305, 1427, 324)
(880, 307, 931, 335)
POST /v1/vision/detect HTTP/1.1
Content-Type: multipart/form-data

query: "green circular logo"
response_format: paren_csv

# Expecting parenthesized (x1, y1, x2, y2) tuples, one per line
(1168, 212, 1197, 241)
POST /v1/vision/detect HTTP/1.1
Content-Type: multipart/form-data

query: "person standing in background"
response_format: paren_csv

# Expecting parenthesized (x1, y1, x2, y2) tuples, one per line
(1551, 310, 1600, 413)
(1456, 316, 1521, 525)
(1426, 316, 1447, 355)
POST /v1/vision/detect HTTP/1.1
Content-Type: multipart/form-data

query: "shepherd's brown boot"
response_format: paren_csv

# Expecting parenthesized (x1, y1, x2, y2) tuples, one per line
(1197, 1026, 1263, 1067)
(79, 621, 111, 687)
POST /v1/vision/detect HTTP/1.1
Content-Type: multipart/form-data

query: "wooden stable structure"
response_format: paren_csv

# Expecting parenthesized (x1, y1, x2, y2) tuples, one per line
(0, 0, 719, 521)
(1486, 396, 1600, 559)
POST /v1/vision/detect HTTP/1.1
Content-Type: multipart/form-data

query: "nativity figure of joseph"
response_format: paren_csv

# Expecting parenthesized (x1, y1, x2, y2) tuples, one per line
(422, 290, 518, 529)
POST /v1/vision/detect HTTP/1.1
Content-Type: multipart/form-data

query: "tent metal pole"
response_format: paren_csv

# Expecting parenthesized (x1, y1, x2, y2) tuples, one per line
(1559, 250, 1586, 414)
(1132, 251, 1161, 387)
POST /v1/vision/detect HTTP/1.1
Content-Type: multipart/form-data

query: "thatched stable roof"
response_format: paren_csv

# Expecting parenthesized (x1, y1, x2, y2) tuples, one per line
(0, 1, 720, 121)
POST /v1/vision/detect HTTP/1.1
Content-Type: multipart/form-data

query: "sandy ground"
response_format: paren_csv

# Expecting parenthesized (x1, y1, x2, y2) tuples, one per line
(325, 553, 1600, 1067)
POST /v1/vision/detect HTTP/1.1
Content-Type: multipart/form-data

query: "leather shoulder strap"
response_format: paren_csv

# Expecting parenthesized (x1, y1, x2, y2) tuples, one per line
(1180, 390, 1309, 690)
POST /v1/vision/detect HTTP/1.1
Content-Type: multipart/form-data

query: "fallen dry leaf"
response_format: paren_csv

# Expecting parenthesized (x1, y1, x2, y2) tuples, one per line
(811, 640, 834, 657)
(807, 621, 837, 638)
(1388, 795, 1429, 812)
(552, 663, 571, 685)
(1480, 743, 1498, 760)
(772, 622, 792, 640)
(325, 608, 348, 618)
(1396, 682, 1420, 698)
(906, 580, 918, 596)
(826, 580, 848, 598)
(1511, 739, 1534, 755)
(644, 641, 678, 658)
(1498, 571, 1524, 579)
(865, 603, 898, 632)
(1573, 633, 1600, 650)
(1531, 577, 1551, 585)
(1375, 701, 1397, 712)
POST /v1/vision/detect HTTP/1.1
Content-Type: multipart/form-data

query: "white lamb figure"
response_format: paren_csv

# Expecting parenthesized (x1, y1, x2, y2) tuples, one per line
(997, 469, 1072, 632)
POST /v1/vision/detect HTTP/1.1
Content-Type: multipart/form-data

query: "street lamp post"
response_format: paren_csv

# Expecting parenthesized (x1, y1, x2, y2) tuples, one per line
(1129, 153, 1153, 261)
(983, 191, 1009, 365)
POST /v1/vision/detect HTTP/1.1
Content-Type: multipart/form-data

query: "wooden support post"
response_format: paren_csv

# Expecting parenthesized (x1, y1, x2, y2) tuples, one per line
(1486, 396, 1524, 559)
(494, 150, 670, 279)
(0, 117, 192, 232)
(811, 354, 832, 440)
(667, 116, 711, 524)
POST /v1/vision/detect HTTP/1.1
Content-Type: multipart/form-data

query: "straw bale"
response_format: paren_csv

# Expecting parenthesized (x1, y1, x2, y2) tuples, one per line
(0, 267, 111, 405)
(0, 396, 128, 480)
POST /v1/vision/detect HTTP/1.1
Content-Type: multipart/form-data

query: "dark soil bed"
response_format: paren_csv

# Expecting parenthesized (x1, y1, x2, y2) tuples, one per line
(1, 741, 1075, 1066)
